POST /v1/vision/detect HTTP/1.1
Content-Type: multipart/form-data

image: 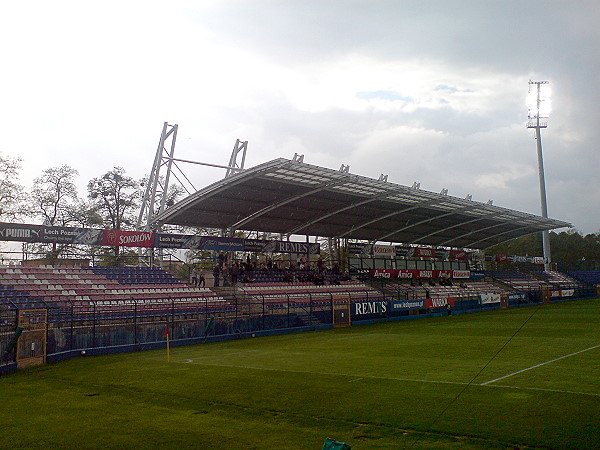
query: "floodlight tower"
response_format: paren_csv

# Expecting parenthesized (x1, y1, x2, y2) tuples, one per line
(527, 80, 552, 271)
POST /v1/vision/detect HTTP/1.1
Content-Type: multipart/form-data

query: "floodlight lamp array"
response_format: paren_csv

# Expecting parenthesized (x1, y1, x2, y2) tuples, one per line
(527, 80, 551, 120)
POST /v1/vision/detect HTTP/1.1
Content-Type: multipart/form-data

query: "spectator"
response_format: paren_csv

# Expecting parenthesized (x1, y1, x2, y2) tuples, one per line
(197, 269, 206, 287)
(217, 251, 226, 268)
(231, 263, 239, 285)
(213, 265, 220, 287)
(222, 265, 230, 287)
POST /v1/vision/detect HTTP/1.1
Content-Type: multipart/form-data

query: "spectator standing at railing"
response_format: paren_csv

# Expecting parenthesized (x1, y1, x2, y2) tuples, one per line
(213, 265, 220, 287)
(222, 265, 230, 287)
(197, 269, 205, 287)
(217, 251, 226, 268)
(230, 263, 239, 285)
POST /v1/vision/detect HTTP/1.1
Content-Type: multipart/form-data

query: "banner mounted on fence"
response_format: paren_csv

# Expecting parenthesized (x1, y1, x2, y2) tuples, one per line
(370, 269, 470, 279)
(413, 247, 436, 258)
(0, 223, 42, 242)
(348, 242, 373, 255)
(480, 293, 501, 304)
(425, 297, 456, 309)
(390, 300, 425, 310)
(42, 226, 103, 245)
(155, 233, 201, 249)
(373, 244, 396, 257)
(102, 230, 155, 248)
(450, 250, 467, 260)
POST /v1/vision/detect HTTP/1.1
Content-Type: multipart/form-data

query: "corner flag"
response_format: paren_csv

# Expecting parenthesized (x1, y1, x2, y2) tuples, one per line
(164, 325, 170, 363)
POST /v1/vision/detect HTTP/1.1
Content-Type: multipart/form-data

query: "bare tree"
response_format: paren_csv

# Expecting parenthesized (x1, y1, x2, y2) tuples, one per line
(31, 165, 82, 227)
(0, 153, 26, 221)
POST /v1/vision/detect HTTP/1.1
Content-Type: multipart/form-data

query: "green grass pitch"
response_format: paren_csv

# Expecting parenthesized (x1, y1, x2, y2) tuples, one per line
(2, 298, 599, 449)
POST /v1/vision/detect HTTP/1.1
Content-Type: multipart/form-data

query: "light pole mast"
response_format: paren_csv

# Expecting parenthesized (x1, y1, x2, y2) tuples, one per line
(527, 80, 552, 271)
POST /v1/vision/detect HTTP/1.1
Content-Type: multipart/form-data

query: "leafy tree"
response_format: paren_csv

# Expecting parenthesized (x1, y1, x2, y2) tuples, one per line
(0, 153, 26, 221)
(486, 229, 600, 270)
(87, 167, 141, 230)
(88, 167, 142, 262)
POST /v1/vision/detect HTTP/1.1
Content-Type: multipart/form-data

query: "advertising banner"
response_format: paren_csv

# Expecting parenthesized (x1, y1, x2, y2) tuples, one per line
(155, 233, 201, 249)
(551, 289, 574, 298)
(414, 247, 436, 258)
(243, 239, 273, 253)
(0, 222, 43, 242)
(373, 244, 396, 257)
(42, 226, 103, 245)
(199, 237, 245, 252)
(450, 250, 467, 260)
(272, 241, 320, 255)
(352, 300, 388, 317)
(425, 297, 456, 309)
(480, 293, 501, 304)
(371, 269, 399, 279)
(102, 230, 155, 248)
(509, 255, 528, 263)
(369, 269, 466, 279)
(348, 242, 373, 255)
(390, 299, 425, 310)
(452, 270, 471, 279)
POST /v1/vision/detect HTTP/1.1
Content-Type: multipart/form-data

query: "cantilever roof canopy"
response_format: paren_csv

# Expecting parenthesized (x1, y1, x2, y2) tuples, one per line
(155, 158, 571, 249)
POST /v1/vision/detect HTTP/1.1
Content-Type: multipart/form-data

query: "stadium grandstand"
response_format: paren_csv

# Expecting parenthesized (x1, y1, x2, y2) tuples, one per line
(1, 155, 599, 373)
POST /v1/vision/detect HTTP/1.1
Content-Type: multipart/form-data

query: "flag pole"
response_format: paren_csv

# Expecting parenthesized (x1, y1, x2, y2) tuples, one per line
(164, 325, 171, 363)
(166, 332, 170, 363)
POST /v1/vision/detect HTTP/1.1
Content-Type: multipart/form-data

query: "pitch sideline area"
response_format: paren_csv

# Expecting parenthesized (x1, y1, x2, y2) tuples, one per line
(1, 298, 599, 449)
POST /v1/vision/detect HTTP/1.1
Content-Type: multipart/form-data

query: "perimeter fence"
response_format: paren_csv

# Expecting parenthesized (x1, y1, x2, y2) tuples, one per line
(1, 284, 596, 373)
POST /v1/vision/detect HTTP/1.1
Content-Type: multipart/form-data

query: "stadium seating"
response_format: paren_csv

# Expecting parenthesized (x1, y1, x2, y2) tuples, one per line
(376, 279, 509, 300)
(532, 271, 581, 289)
(239, 280, 382, 309)
(483, 270, 551, 291)
(566, 270, 600, 286)
(0, 265, 231, 314)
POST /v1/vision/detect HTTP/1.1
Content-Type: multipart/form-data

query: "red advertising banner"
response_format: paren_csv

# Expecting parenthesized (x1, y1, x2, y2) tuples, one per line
(371, 269, 400, 279)
(496, 254, 508, 263)
(102, 230, 155, 248)
(370, 269, 469, 279)
(414, 247, 436, 258)
(450, 250, 467, 260)
(425, 297, 456, 309)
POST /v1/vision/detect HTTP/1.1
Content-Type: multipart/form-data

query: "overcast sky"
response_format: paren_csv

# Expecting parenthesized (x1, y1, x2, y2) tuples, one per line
(2, 0, 599, 236)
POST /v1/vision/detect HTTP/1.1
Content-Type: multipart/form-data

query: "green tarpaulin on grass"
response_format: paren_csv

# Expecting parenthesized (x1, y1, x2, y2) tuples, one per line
(322, 437, 351, 450)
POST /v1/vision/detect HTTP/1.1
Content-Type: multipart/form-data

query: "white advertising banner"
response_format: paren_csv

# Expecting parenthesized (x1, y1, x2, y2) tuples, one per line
(480, 293, 501, 304)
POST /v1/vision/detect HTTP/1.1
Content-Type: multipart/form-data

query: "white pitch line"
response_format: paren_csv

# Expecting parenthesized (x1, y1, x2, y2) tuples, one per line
(176, 359, 600, 398)
(487, 384, 600, 398)
(480, 344, 600, 386)
(176, 359, 468, 386)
